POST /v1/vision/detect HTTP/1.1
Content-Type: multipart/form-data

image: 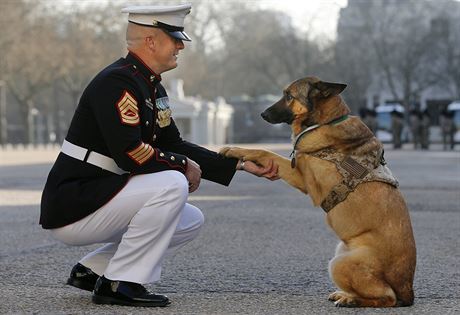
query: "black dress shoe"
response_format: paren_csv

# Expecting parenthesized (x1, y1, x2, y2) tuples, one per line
(92, 276, 170, 307)
(66, 263, 99, 292)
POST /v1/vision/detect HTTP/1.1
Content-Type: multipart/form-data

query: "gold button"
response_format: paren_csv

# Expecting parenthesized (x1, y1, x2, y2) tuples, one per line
(145, 121, 149, 126)
(160, 152, 165, 157)
(182, 160, 186, 165)
(170, 156, 175, 161)
(152, 134, 157, 141)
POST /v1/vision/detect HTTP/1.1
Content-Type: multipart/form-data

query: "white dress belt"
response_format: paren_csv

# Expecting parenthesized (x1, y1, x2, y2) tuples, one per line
(61, 140, 128, 175)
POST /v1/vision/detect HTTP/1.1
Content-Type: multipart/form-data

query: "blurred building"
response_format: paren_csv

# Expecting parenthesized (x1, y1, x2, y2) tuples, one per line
(338, 0, 459, 111)
(336, 0, 460, 143)
(230, 94, 291, 143)
(0, 79, 234, 146)
(167, 79, 234, 145)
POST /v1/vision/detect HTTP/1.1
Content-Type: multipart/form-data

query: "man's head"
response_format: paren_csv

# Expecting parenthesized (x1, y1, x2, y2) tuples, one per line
(122, 4, 192, 74)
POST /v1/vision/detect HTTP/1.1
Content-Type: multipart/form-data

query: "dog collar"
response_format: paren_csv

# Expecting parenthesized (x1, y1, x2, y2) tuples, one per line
(290, 114, 349, 168)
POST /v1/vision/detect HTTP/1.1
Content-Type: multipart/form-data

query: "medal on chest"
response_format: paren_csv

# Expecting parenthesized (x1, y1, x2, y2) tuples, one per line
(145, 98, 154, 110)
(155, 96, 172, 128)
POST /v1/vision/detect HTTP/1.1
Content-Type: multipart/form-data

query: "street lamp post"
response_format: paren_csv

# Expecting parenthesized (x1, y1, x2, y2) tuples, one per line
(0, 80, 7, 145)
(27, 103, 39, 145)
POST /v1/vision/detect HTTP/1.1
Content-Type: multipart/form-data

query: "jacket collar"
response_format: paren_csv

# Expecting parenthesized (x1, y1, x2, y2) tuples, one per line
(126, 51, 162, 87)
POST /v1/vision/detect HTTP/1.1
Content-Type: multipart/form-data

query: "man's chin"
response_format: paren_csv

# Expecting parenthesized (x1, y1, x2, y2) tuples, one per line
(166, 62, 178, 71)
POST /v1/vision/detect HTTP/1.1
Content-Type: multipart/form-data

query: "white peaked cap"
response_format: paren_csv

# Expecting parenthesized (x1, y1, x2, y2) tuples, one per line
(121, 3, 192, 41)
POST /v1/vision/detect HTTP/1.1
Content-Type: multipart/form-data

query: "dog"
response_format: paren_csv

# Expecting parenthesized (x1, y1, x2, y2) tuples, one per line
(220, 76, 416, 307)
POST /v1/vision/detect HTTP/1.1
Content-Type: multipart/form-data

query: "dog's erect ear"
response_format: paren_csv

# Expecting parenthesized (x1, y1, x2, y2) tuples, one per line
(310, 81, 347, 99)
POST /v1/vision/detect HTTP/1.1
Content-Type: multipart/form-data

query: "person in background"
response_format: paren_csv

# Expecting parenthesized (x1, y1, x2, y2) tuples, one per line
(440, 109, 456, 150)
(409, 108, 421, 149)
(40, 4, 278, 308)
(420, 109, 431, 150)
(366, 108, 378, 134)
(359, 107, 377, 135)
(391, 109, 403, 149)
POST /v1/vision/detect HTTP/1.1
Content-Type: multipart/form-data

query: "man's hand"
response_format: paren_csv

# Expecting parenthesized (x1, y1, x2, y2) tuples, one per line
(185, 158, 202, 193)
(240, 159, 280, 181)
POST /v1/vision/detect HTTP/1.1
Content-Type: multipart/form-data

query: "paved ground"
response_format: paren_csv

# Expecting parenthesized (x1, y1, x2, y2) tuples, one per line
(0, 144, 459, 314)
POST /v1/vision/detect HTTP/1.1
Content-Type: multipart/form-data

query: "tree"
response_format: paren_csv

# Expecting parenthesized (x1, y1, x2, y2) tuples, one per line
(370, 1, 441, 110)
(50, 4, 126, 142)
(177, 5, 325, 99)
(431, 2, 460, 99)
(334, 1, 376, 112)
(335, 0, 460, 113)
(1, 0, 61, 143)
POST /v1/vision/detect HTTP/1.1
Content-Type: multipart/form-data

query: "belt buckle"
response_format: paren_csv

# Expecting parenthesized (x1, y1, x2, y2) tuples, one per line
(83, 150, 91, 162)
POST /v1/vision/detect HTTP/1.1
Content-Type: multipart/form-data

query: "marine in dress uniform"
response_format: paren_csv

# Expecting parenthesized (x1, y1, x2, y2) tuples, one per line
(409, 108, 421, 149)
(420, 109, 431, 150)
(440, 109, 456, 150)
(391, 110, 404, 149)
(40, 4, 277, 307)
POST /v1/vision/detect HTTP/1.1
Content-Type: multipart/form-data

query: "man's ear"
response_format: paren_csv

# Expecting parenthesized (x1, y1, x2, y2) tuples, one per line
(146, 36, 155, 51)
(310, 81, 347, 98)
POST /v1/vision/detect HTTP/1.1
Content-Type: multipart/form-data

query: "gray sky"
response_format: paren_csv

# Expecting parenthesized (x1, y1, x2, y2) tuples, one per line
(53, 0, 349, 41)
(257, 0, 348, 41)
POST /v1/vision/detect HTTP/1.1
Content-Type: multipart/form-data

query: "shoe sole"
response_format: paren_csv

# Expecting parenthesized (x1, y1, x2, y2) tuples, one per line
(66, 278, 95, 292)
(92, 294, 170, 307)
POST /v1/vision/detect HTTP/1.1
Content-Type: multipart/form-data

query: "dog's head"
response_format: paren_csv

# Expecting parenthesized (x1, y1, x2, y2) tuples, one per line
(261, 76, 349, 129)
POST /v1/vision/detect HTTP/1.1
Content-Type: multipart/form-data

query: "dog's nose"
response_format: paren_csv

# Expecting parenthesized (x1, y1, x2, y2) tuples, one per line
(261, 112, 268, 121)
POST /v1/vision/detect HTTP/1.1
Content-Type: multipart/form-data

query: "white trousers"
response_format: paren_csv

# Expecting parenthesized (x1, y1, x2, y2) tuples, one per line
(51, 171, 204, 284)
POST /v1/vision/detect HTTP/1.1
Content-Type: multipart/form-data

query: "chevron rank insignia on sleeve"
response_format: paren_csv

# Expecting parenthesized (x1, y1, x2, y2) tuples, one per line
(116, 90, 140, 126)
(127, 142, 154, 165)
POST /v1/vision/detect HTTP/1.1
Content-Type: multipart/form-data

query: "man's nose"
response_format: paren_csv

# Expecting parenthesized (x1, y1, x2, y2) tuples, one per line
(177, 40, 185, 49)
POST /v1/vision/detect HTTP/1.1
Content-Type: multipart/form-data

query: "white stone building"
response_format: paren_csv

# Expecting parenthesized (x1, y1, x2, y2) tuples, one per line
(167, 79, 234, 145)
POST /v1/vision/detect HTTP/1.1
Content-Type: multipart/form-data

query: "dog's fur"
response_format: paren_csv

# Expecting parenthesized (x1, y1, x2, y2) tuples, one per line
(220, 76, 416, 307)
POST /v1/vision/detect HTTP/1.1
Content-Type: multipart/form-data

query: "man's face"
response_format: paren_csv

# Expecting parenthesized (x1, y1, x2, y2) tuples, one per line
(151, 29, 185, 73)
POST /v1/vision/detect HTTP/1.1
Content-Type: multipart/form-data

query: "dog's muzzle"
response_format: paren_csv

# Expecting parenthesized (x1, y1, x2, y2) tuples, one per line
(261, 109, 294, 125)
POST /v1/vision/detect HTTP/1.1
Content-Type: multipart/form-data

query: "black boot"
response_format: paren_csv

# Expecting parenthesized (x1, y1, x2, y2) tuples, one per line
(66, 263, 99, 292)
(92, 276, 170, 307)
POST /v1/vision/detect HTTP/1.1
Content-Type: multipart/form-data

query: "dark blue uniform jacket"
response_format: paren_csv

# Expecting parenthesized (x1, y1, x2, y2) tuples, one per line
(40, 52, 237, 229)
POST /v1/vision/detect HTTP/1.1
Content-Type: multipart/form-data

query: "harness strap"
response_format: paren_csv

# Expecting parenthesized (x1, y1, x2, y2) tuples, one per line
(309, 148, 399, 213)
(321, 183, 351, 212)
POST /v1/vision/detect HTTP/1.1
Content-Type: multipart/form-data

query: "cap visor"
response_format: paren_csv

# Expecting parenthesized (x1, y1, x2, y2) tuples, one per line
(168, 31, 191, 41)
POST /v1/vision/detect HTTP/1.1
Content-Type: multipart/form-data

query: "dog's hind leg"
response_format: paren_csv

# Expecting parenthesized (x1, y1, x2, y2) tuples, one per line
(385, 262, 415, 306)
(328, 243, 397, 307)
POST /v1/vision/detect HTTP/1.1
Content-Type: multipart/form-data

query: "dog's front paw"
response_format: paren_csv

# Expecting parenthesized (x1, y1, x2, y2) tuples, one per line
(328, 291, 357, 307)
(219, 146, 244, 159)
(328, 291, 342, 302)
(219, 146, 232, 156)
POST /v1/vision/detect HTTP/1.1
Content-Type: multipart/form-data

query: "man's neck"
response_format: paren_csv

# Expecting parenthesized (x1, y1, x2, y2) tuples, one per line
(127, 50, 162, 85)
(128, 49, 162, 75)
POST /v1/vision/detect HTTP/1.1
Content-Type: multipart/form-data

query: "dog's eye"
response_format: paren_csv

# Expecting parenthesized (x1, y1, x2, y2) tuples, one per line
(285, 93, 293, 102)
